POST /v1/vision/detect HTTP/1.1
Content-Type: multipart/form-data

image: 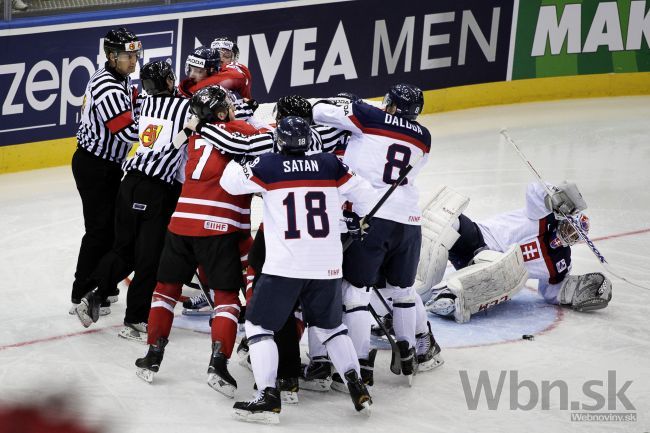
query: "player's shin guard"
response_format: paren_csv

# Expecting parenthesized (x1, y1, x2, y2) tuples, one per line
(315, 325, 360, 379)
(414, 295, 429, 336)
(245, 321, 278, 390)
(342, 281, 372, 359)
(390, 285, 417, 348)
(147, 282, 182, 345)
(211, 290, 241, 358)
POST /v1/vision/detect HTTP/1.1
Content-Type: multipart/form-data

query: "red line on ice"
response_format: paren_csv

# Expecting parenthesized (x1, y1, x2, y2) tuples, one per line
(3, 229, 647, 352)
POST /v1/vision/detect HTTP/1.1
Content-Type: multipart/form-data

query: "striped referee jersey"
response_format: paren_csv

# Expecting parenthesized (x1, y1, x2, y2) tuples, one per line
(77, 63, 139, 163)
(122, 93, 192, 184)
(197, 122, 349, 156)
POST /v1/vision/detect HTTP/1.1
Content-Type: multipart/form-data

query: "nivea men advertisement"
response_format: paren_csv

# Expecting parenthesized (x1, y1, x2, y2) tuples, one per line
(0, 0, 511, 147)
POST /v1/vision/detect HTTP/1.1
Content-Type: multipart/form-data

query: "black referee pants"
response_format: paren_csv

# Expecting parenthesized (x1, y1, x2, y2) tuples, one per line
(71, 148, 123, 302)
(91, 172, 181, 324)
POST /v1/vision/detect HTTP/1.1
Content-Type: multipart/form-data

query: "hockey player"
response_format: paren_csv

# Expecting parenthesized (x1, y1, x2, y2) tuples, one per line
(134, 86, 263, 398)
(177, 46, 220, 97)
(311, 84, 442, 384)
(422, 182, 612, 323)
(75, 60, 190, 341)
(70, 27, 141, 315)
(231, 94, 350, 403)
(210, 37, 253, 99)
(221, 117, 377, 423)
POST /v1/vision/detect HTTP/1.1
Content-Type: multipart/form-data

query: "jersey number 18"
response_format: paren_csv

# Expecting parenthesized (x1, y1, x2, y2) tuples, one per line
(282, 191, 329, 239)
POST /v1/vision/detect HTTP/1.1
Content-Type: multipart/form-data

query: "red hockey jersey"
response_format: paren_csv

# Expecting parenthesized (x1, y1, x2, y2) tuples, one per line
(168, 120, 261, 237)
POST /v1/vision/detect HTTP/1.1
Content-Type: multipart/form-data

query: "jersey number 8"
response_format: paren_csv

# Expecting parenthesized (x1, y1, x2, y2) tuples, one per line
(382, 143, 411, 185)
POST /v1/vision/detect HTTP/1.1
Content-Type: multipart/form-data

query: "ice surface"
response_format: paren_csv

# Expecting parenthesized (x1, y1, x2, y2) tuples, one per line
(1, 96, 649, 433)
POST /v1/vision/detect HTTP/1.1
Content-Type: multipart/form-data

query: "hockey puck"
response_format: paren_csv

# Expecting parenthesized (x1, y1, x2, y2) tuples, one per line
(522, 334, 534, 341)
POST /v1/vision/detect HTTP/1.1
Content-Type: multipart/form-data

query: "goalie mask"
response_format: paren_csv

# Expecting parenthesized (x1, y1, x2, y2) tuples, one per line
(556, 213, 590, 247)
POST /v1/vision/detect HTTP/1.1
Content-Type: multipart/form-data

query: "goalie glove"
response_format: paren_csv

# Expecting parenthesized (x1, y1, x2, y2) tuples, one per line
(544, 181, 587, 216)
(343, 210, 369, 241)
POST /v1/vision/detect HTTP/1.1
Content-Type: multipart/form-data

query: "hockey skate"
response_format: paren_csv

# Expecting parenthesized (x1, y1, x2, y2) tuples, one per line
(135, 337, 168, 383)
(299, 355, 332, 391)
(182, 292, 212, 316)
(344, 370, 372, 416)
(396, 340, 417, 386)
(207, 342, 237, 398)
(425, 288, 457, 317)
(332, 349, 376, 393)
(75, 289, 102, 328)
(70, 297, 110, 317)
(235, 338, 253, 371)
(277, 377, 299, 404)
(416, 323, 444, 371)
(119, 322, 147, 344)
(233, 387, 281, 424)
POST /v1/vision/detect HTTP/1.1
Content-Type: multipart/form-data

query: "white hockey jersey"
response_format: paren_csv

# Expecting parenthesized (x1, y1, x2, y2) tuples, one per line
(312, 101, 431, 225)
(221, 152, 378, 279)
(477, 183, 572, 285)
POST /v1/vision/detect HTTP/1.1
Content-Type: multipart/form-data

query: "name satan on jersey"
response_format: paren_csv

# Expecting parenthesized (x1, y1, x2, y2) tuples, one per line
(221, 152, 377, 279)
(168, 120, 264, 237)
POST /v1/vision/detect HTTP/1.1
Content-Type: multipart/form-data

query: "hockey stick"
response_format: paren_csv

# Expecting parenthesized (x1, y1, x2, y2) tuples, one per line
(500, 129, 649, 291)
(342, 163, 415, 251)
(193, 270, 215, 309)
(368, 301, 402, 375)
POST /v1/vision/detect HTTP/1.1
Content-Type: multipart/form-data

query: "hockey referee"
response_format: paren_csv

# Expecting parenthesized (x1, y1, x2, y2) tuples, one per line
(75, 61, 190, 343)
(70, 28, 142, 313)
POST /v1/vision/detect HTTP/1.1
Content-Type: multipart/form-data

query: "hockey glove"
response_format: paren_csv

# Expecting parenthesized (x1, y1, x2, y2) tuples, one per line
(544, 181, 587, 216)
(343, 210, 370, 241)
(244, 98, 259, 113)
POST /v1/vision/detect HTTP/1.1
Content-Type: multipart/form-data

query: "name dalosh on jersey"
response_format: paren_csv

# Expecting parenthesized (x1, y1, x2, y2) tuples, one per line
(384, 113, 422, 134)
(283, 159, 319, 172)
(140, 124, 163, 147)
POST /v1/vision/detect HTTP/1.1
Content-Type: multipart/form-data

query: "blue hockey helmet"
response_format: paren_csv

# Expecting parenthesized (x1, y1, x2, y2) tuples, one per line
(274, 116, 312, 155)
(185, 46, 220, 76)
(383, 83, 424, 120)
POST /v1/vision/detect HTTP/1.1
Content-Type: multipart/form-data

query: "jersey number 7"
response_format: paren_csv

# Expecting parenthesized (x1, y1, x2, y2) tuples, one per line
(283, 191, 329, 239)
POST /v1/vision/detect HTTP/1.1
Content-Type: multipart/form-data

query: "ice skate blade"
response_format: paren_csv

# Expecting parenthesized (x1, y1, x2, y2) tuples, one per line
(407, 373, 414, 387)
(298, 377, 332, 392)
(207, 373, 236, 398)
(232, 409, 280, 424)
(418, 355, 445, 372)
(281, 391, 298, 404)
(181, 308, 212, 316)
(107, 295, 118, 304)
(136, 368, 155, 383)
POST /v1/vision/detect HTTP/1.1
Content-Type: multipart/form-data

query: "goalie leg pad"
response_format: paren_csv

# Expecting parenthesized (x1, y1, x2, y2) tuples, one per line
(446, 245, 529, 323)
(558, 273, 612, 312)
(415, 186, 470, 297)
